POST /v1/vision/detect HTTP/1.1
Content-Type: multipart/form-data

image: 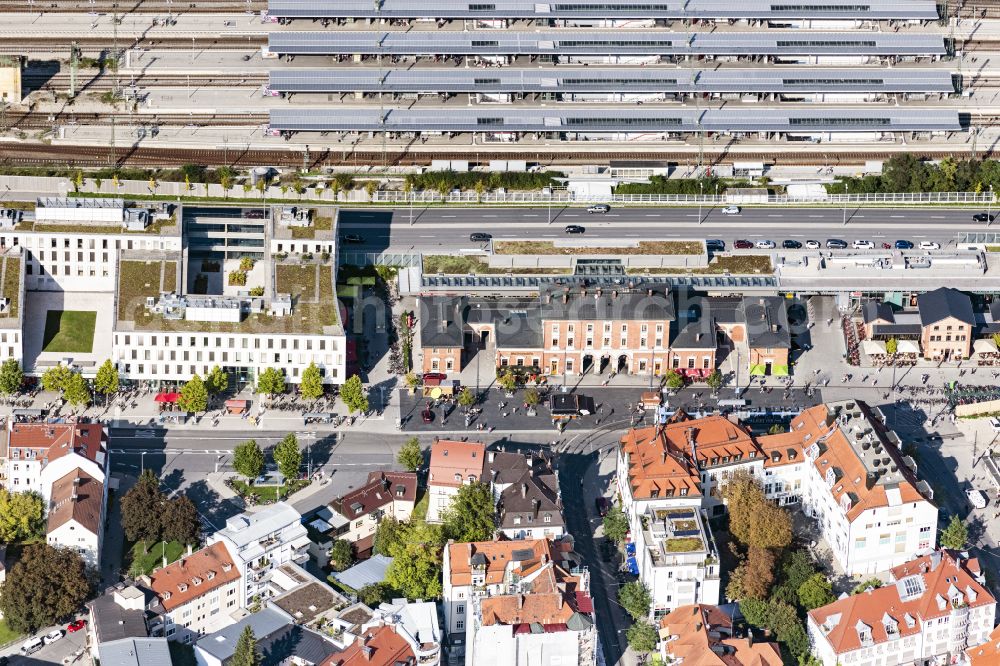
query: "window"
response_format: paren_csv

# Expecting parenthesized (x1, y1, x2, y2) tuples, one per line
(457, 604, 465, 614)
(456, 620, 465, 630)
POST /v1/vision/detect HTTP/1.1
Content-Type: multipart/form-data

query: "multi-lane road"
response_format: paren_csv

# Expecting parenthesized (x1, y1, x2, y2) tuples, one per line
(338, 205, 995, 252)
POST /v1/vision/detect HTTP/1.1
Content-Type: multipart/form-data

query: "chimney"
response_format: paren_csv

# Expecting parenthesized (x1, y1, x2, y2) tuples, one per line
(686, 427, 697, 462)
(521, 483, 527, 498)
(648, 288, 653, 297)
(518, 595, 524, 610)
(596, 287, 602, 297)
(580, 288, 586, 298)
(559, 595, 564, 609)
(546, 293, 552, 304)
(488, 451, 495, 463)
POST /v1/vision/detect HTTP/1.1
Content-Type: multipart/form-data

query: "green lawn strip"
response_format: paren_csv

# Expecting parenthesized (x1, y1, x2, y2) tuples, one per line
(229, 478, 309, 502)
(626, 255, 773, 275)
(130, 539, 185, 576)
(0, 619, 22, 647)
(41, 310, 97, 353)
(2, 257, 19, 319)
(422, 255, 570, 275)
(492, 240, 704, 256)
(412, 490, 429, 521)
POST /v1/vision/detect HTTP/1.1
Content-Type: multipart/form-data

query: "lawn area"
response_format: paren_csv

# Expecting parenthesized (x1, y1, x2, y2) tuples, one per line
(423, 255, 570, 275)
(1, 257, 19, 319)
(229, 478, 310, 502)
(412, 490, 429, 521)
(492, 240, 704, 255)
(129, 539, 185, 576)
(665, 537, 704, 552)
(118, 259, 174, 321)
(0, 618, 22, 646)
(41, 310, 97, 353)
(290, 214, 332, 239)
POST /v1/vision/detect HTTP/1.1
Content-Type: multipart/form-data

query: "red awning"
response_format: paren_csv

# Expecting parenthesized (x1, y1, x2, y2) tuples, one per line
(225, 399, 248, 408)
(154, 393, 180, 403)
(575, 592, 594, 613)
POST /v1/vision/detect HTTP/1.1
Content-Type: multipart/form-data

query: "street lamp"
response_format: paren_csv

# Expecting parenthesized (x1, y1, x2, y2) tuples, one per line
(988, 185, 994, 227)
(698, 180, 704, 224)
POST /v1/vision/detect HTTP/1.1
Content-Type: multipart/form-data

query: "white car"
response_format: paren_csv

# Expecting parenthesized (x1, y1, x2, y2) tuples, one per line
(852, 240, 874, 249)
(988, 417, 1000, 433)
(721, 206, 741, 215)
(755, 240, 776, 249)
(967, 489, 988, 510)
(805, 240, 821, 250)
(43, 629, 63, 645)
(919, 241, 941, 250)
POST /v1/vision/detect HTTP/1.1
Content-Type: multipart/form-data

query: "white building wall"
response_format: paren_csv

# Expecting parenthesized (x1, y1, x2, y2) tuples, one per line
(427, 484, 459, 523)
(47, 519, 100, 568)
(162, 577, 241, 645)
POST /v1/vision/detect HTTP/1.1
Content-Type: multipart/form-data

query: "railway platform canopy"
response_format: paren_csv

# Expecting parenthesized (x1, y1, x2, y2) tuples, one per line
(268, 67, 956, 95)
(266, 30, 947, 57)
(268, 106, 962, 134)
(266, 0, 939, 21)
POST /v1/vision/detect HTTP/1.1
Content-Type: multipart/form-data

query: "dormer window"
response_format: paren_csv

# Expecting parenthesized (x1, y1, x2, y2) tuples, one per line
(192, 577, 202, 586)
(206, 571, 216, 580)
(825, 468, 836, 488)
(454, 473, 462, 482)
(222, 563, 232, 572)
(163, 591, 171, 600)
(680, 487, 688, 496)
(882, 613, 897, 637)
(967, 586, 979, 603)
(904, 614, 915, 628)
(469, 475, 477, 483)
(178, 583, 188, 592)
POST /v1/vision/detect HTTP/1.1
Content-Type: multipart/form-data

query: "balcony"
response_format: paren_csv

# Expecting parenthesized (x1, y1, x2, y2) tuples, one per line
(250, 558, 271, 573)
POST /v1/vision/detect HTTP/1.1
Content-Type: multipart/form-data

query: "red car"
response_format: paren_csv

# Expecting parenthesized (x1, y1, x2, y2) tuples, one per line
(67, 620, 86, 633)
(733, 239, 754, 250)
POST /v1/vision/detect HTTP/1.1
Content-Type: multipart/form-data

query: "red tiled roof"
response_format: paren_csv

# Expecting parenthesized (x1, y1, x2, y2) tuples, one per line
(330, 471, 417, 520)
(480, 593, 577, 627)
(47, 467, 103, 535)
(429, 440, 485, 489)
(809, 550, 995, 656)
(967, 624, 1000, 666)
(446, 537, 576, 588)
(148, 542, 240, 612)
(575, 592, 594, 614)
(321, 625, 415, 666)
(659, 604, 782, 666)
(8, 422, 104, 465)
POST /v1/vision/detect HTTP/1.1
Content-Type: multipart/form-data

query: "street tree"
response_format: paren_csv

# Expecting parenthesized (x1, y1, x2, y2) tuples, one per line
(232, 625, 261, 666)
(457, 387, 476, 410)
(41, 365, 72, 393)
(161, 495, 200, 545)
(273, 433, 302, 482)
(798, 573, 836, 610)
(205, 365, 229, 396)
(340, 375, 369, 414)
(404, 372, 420, 391)
(0, 544, 91, 633)
(625, 621, 658, 653)
(330, 539, 354, 572)
(664, 369, 686, 391)
(705, 369, 723, 393)
(0, 358, 22, 395)
(940, 514, 968, 549)
(886, 337, 899, 356)
(94, 359, 120, 398)
(602, 505, 630, 544)
(233, 439, 265, 483)
(120, 469, 164, 545)
(257, 367, 286, 401)
(443, 481, 495, 542)
(497, 372, 517, 393)
(0, 488, 45, 542)
(373, 517, 409, 557)
(397, 437, 423, 473)
(63, 372, 91, 407)
(178, 374, 208, 413)
(722, 471, 792, 550)
(618, 581, 651, 621)
(300, 362, 324, 401)
(726, 547, 776, 601)
(523, 388, 540, 408)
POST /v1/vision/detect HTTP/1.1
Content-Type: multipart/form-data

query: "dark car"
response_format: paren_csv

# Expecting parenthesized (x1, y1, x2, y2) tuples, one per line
(973, 213, 995, 222)
(705, 239, 726, 252)
(596, 496, 611, 517)
(470, 232, 492, 242)
(421, 408, 433, 423)
(826, 239, 847, 249)
(782, 240, 802, 249)
(343, 234, 364, 243)
(564, 225, 586, 234)
(894, 240, 914, 249)
(734, 239, 753, 249)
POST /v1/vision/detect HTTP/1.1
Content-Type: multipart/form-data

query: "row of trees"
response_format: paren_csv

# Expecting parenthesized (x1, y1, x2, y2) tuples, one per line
(828, 155, 1000, 195)
(121, 470, 200, 556)
(231, 434, 303, 484)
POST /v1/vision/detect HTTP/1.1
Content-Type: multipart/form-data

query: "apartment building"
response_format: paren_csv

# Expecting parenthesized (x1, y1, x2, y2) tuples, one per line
(327, 471, 418, 559)
(427, 440, 486, 523)
(441, 536, 583, 663)
(207, 502, 311, 608)
(196, 607, 339, 666)
(46, 467, 105, 568)
(659, 604, 782, 666)
(808, 550, 996, 666)
(486, 449, 564, 540)
(145, 542, 242, 644)
(0, 248, 24, 366)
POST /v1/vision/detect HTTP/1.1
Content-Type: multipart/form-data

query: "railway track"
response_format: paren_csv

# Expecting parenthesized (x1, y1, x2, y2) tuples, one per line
(0, 35, 265, 54)
(2, 111, 267, 129)
(22, 73, 268, 91)
(0, 143, 986, 170)
(0, 0, 264, 12)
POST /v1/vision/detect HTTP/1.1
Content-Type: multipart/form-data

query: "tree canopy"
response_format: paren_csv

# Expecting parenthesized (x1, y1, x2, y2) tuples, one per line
(940, 514, 968, 550)
(373, 517, 409, 558)
(797, 573, 835, 611)
(257, 367, 286, 398)
(0, 544, 91, 633)
(205, 365, 229, 396)
(618, 581, 651, 621)
(0, 358, 23, 395)
(330, 539, 354, 572)
(443, 481, 495, 542)
(94, 359, 120, 396)
(161, 495, 200, 545)
(41, 365, 72, 393)
(273, 433, 302, 482)
(121, 469, 165, 544)
(0, 488, 45, 542)
(602, 504, 630, 544)
(340, 375, 369, 414)
(625, 621, 658, 653)
(300, 362, 324, 401)
(232, 625, 261, 666)
(62, 372, 91, 407)
(722, 471, 792, 550)
(179, 374, 208, 413)
(384, 522, 446, 600)
(233, 439, 265, 482)
(397, 437, 423, 473)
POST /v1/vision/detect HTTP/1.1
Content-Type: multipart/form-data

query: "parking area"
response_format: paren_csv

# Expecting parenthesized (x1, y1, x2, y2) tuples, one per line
(4, 623, 88, 665)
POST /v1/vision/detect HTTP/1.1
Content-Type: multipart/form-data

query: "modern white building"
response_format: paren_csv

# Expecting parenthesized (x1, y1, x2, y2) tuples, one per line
(207, 502, 310, 608)
(808, 550, 996, 666)
(145, 542, 243, 645)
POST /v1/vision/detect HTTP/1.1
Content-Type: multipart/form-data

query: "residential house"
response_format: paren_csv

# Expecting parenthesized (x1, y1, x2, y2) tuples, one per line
(195, 607, 339, 666)
(98, 638, 172, 666)
(327, 471, 418, 559)
(917, 287, 976, 360)
(738, 296, 792, 377)
(658, 604, 782, 666)
(485, 449, 565, 540)
(145, 541, 242, 644)
(1, 421, 106, 496)
(207, 502, 311, 608)
(266, 562, 350, 627)
(808, 550, 996, 666)
(427, 440, 486, 523)
(372, 599, 441, 666)
(46, 467, 106, 567)
(318, 599, 441, 666)
(441, 536, 585, 664)
(320, 624, 417, 666)
(88, 584, 161, 660)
